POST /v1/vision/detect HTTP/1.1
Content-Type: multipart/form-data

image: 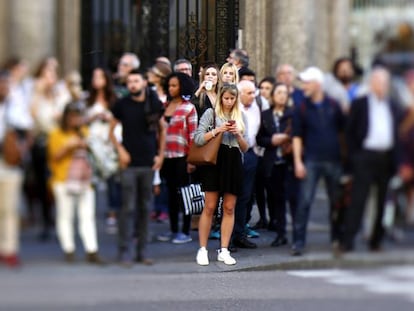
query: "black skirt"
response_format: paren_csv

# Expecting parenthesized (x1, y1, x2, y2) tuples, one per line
(198, 144, 243, 195)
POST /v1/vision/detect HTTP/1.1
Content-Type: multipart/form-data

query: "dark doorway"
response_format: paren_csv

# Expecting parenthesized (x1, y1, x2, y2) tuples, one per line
(81, 0, 239, 84)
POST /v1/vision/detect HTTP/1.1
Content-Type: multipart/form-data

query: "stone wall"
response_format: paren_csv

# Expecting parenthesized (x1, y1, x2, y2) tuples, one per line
(0, 1, 10, 63)
(240, 0, 351, 80)
(0, 0, 80, 75)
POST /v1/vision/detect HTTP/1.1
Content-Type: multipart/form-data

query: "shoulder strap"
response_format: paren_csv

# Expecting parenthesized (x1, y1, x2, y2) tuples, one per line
(212, 108, 216, 128)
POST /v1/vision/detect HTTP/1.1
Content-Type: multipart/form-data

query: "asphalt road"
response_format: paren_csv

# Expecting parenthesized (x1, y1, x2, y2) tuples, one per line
(1, 265, 413, 311)
(1, 184, 414, 310)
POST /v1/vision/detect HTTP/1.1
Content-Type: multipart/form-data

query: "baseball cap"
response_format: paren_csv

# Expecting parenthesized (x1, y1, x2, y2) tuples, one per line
(299, 67, 324, 84)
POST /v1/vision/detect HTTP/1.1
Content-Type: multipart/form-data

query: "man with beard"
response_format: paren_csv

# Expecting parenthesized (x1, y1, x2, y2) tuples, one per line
(332, 57, 362, 105)
(110, 69, 166, 266)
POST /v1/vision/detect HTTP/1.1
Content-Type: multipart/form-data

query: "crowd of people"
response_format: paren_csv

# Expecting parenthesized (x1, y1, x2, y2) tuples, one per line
(1, 49, 414, 269)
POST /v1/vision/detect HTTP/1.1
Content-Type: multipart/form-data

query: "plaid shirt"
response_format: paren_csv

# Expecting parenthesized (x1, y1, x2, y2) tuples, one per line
(165, 101, 198, 158)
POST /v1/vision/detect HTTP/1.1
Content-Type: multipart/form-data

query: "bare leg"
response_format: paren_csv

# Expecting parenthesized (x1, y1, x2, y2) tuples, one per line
(198, 191, 219, 248)
(220, 193, 237, 248)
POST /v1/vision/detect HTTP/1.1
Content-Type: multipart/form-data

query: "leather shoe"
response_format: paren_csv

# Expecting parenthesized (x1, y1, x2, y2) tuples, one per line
(270, 236, 288, 247)
(252, 219, 268, 230)
(86, 252, 107, 266)
(267, 221, 277, 232)
(369, 243, 382, 253)
(228, 245, 238, 253)
(135, 256, 154, 266)
(232, 237, 257, 249)
(291, 247, 303, 256)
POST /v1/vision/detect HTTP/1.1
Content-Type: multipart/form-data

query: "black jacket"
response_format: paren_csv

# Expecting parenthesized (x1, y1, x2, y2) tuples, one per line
(256, 107, 294, 177)
(346, 95, 402, 172)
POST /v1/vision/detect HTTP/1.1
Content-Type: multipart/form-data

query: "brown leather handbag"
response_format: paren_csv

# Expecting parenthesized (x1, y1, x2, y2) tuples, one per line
(3, 130, 23, 166)
(187, 110, 222, 166)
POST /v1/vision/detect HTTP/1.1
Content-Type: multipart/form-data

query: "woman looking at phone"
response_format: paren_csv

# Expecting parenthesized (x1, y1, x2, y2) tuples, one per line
(193, 83, 249, 266)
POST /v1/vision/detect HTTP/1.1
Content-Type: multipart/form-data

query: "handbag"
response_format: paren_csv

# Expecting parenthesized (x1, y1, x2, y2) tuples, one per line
(180, 182, 205, 215)
(87, 135, 119, 179)
(281, 118, 292, 157)
(66, 149, 93, 195)
(187, 109, 222, 166)
(3, 129, 23, 166)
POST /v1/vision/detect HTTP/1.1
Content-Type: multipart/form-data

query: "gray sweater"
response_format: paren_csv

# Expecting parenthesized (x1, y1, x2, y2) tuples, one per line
(193, 108, 248, 151)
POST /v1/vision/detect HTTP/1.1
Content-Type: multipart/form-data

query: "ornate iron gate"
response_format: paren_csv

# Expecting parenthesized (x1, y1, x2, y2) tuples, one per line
(81, 0, 239, 82)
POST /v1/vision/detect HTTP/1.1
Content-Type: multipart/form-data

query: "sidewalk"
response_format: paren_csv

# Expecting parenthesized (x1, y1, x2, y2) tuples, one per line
(15, 214, 414, 274)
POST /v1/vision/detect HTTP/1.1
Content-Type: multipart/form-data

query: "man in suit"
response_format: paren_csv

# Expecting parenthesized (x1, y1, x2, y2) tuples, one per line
(341, 67, 401, 252)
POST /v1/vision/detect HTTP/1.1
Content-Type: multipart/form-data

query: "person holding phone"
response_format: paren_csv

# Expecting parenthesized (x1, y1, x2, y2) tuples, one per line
(193, 83, 249, 266)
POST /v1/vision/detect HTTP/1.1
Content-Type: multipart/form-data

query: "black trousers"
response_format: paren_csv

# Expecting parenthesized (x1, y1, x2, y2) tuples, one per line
(343, 150, 393, 249)
(265, 163, 288, 236)
(162, 157, 191, 235)
(250, 156, 268, 223)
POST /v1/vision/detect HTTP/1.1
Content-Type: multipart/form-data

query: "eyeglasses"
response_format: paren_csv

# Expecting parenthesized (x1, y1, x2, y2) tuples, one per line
(177, 67, 191, 72)
(120, 61, 132, 67)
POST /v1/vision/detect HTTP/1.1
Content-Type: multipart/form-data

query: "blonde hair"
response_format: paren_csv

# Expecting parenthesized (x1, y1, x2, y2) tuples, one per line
(219, 62, 239, 85)
(215, 83, 245, 133)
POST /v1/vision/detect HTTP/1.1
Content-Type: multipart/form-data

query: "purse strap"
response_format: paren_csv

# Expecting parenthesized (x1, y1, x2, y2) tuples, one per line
(212, 108, 216, 129)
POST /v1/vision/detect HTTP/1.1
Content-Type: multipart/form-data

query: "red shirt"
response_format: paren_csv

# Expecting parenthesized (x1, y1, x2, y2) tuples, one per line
(165, 100, 198, 158)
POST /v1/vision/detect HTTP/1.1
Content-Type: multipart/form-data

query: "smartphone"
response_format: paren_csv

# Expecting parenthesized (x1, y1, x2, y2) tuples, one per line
(227, 120, 235, 125)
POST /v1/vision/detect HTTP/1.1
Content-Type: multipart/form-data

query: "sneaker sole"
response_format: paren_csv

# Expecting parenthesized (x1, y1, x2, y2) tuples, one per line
(217, 256, 236, 265)
(172, 239, 192, 244)
(196, 260, 209, 266)
(157, 237, 172, 242)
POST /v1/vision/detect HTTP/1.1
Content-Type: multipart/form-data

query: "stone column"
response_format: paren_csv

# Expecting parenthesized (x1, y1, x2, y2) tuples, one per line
(240, 0, 273, 80)
(9, 0, 57, 72)
(268, 0, 350, 74)
(57, 0, 81, 75)
(0, 1, 11, 63)
(329, 0, 351, 63)
(270, 0, 311, 74)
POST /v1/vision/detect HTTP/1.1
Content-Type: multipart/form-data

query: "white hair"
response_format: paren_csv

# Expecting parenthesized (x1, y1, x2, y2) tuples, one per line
(122, 52, 140, 69)
(237, 79, 255, 93)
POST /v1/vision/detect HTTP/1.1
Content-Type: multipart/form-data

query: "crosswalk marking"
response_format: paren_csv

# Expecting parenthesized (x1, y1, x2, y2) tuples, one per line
(288, 266, 414, 303)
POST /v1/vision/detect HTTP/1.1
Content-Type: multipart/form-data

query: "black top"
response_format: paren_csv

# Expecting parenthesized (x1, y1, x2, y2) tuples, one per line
(112, 90, 162, 167)
(257, 107, 294, 177)
(193, 93, 214, 120)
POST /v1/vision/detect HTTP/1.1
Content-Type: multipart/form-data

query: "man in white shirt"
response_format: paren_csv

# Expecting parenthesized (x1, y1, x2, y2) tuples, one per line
(231, 80, 261, 249)
(342, 67, 402, 253)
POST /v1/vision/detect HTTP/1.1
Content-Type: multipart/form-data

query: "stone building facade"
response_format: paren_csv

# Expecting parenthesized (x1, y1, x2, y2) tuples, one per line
(0, 0, 350, 80)
(240, 0, 351, 77)
(0, 0, 80, 75)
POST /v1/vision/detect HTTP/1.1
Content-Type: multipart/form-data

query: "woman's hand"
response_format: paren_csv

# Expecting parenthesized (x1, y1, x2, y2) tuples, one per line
(227, 122, 241, 136)
(66, 136, 87, 151)
(195, 81, 207, 97)
(187, 163, 196, 174)
(152, 155, 164, 171)
(216, 121, 232, 134)
(271, 133, 289, 146)
(118, 145, 131, 169)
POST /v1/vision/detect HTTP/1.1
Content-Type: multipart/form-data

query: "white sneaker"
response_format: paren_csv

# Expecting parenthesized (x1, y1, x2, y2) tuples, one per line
(217, 249, 236, 265)
(196, 248, 209, 266)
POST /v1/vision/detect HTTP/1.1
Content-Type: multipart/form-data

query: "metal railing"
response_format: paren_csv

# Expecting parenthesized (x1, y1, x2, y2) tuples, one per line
(353, 0, 414, 9)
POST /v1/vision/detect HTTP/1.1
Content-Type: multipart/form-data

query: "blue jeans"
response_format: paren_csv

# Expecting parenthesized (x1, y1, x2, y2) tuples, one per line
(293, 160, 341, 250)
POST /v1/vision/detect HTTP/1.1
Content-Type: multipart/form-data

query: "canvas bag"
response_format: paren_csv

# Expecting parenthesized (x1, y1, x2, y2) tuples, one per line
(180, 182, 205, 215)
